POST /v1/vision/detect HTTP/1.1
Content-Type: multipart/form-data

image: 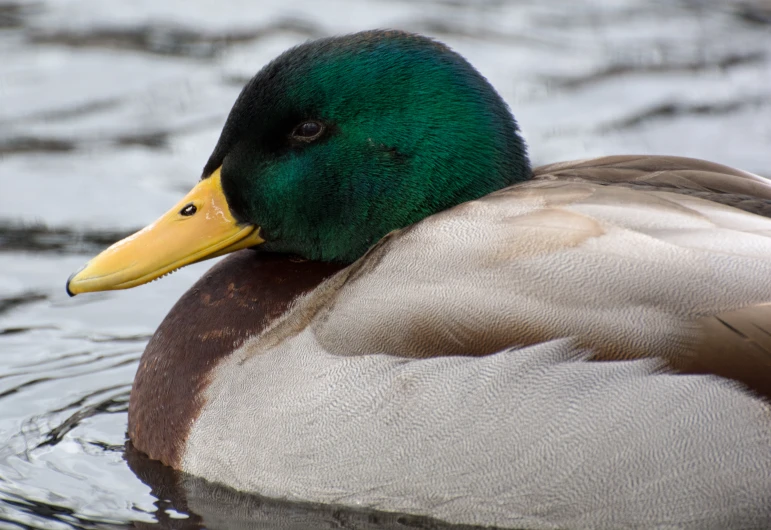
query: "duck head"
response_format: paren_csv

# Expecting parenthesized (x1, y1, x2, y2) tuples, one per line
(67, 30, 529, 294)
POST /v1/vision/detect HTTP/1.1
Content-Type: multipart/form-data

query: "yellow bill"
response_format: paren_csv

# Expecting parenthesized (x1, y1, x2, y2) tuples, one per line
(66, 167, 264, 296)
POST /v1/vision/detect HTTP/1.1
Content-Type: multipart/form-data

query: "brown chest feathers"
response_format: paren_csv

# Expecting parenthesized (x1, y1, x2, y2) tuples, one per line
(127, 250, 344, 467)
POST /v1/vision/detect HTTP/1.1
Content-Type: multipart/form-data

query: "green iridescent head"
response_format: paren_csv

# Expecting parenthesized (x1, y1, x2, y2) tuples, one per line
(66, 30, 531, 296)
(206, 30, 530, 262)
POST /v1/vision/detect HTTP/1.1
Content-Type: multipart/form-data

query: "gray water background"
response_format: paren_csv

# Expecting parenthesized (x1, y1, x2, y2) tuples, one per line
(0, 0, 770, 527)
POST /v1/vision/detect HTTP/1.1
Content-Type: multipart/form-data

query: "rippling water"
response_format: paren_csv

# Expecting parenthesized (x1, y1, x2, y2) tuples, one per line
(1, 0, 770, 527)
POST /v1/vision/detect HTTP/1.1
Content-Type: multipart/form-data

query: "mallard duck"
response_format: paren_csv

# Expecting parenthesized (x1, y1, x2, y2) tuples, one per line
(66, 30, 771, 529)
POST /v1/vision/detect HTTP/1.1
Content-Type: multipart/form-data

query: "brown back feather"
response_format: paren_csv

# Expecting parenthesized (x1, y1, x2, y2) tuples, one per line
(534, 155, 771, 216)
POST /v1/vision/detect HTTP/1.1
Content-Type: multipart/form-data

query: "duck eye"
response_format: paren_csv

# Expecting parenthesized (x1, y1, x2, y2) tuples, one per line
(180, 203, 197, 216)
(291, 120, 324, 142)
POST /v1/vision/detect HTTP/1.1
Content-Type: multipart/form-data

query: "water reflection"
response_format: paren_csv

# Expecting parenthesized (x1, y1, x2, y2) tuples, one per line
(127, 444, 488, 530)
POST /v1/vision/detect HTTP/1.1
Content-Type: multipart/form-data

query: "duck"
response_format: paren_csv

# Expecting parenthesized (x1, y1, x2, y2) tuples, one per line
(66, 30, 771, 529)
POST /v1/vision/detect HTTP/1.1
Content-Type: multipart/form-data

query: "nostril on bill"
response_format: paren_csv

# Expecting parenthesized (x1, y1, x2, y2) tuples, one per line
(180, 203, 197, 216)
